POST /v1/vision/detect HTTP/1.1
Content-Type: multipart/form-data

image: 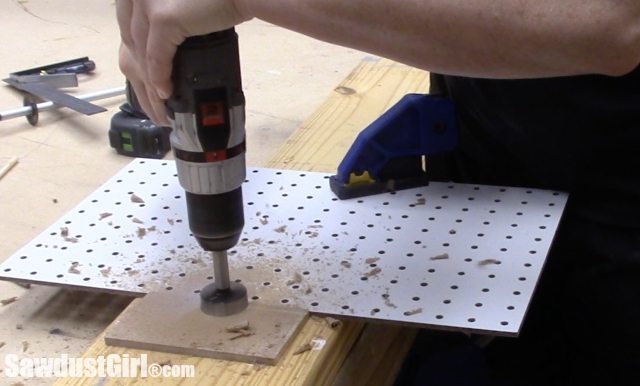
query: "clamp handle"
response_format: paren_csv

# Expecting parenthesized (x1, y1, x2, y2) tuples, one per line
(330, 94, 457, 199)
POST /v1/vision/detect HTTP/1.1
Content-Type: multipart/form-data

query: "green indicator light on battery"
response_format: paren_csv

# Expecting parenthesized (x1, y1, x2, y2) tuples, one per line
(121, 131, 133, 152)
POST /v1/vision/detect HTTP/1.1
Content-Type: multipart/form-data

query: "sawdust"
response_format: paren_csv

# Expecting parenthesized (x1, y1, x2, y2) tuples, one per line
(340, 261, 352, 269)
(100, 267, 112, 277)
(292, 342, 313, 355)
(324, 317, 342, 329)
(136, 227, 146, 239)
(382, 290, 397, 309)
(0, 342, 4, 349)
(21, 340, 29, 352)
(130, 193, 145, 204)
(286, 273, 303, 286)
(478, 259, 501, 266)
(364, 267, 382, 278)
(229, 331, 254, 341)
(1, 296, 18, 306)
(334, 86, 356, 96)
(274, 225, 287, 233)
(132, 217, 144, 224)
(68, 263, 81, 274)
(167, 219, 175, 225)
(60, 226, 79, 243)
(430, 253, 449, 261)
(226, 320, 254, 340)
(48, 328, 65, 336)
(414, 198, 426, 205)
(225, 320, 250, 333)
(404, 308, 423, 316)
(365, 257, 380, 265)
(99, 212, 112, 220)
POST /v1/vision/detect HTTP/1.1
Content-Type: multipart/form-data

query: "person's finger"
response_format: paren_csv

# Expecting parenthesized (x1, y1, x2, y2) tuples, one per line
(146, 83, 170, 126)
(128, 78, 156, 121)
(130, 2, 150, 63)
(146, 23, 183, 100)
(115, 0, 134, 48)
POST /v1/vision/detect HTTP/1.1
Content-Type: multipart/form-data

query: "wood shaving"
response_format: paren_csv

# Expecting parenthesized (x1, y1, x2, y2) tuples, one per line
(99, 212, 112, 220)
(130, 193, 145, 204)
(136, 227, 146, 239)
(260, 217, 269, 225)
(21, 340, 29, 352)
(365, 257, 380, 264)
(364, 267, 382, 277)
(1, 296, 18, 306)
(430, 253, 450, 260)
(274, 225, 287, 233)
(340, 261, 351, 268)
(100, 267, 112, 277)
(292, 342, 313, 355)
(64, 237, 78, 243)
(382, 290, 397, 308)
(324, 317, 342, 329)
(132, 217, 144, 224)
(68, 263, 81, 274)
(404, 308, 423, 316)
(225, 320, 250, 333)
(229, 331, 254, 341)
(167, 219, 175, 225)
(286, 273, 303, 286)
(414, 198, 426, 205)
(478, 259, 501, 266)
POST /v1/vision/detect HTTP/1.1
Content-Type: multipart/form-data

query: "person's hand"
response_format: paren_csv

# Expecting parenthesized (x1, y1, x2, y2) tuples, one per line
(116, 0, 251, 124)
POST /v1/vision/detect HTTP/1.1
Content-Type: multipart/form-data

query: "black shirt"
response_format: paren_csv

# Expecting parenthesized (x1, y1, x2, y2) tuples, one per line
(431, 68, 640, 228)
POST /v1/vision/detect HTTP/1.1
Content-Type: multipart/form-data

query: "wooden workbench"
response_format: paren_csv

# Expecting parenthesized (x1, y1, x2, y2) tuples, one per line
(52, 57, 430, 385)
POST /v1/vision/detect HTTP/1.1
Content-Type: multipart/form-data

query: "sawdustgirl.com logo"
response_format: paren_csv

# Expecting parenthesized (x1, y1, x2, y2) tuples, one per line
(3, 353, 195, 378)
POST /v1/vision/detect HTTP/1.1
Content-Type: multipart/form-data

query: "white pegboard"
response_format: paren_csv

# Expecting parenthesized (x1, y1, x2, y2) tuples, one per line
(0, 159, 567, 335)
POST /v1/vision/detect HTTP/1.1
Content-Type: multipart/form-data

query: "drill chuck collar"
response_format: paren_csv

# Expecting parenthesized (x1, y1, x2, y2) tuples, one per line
(166, 29, 246, 252)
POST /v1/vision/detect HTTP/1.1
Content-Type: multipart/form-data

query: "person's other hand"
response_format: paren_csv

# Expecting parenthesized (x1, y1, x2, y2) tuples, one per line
(116, 0, 251, 124)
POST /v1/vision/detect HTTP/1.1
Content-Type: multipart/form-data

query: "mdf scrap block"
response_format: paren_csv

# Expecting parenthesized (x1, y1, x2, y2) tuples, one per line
(105, 275, 308, 365)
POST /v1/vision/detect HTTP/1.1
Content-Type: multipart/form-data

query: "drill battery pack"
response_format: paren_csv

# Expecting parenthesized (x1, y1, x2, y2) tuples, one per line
(109, 102, 171, 159)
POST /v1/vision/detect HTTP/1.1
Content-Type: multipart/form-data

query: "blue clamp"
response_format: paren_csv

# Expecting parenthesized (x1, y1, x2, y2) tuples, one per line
(329, 93, 457, 199)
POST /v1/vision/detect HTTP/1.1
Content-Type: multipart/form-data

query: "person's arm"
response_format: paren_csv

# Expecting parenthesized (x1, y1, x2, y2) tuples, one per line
(240, 0, 640, 79)
(117, 0, 640, 123)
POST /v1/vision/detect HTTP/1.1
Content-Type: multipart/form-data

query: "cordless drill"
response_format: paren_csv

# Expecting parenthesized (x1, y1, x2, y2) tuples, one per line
(166, 29, 248, 316)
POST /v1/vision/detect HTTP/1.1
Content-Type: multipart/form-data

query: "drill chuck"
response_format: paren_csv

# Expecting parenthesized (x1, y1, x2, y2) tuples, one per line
(167, 29, 246, 252)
